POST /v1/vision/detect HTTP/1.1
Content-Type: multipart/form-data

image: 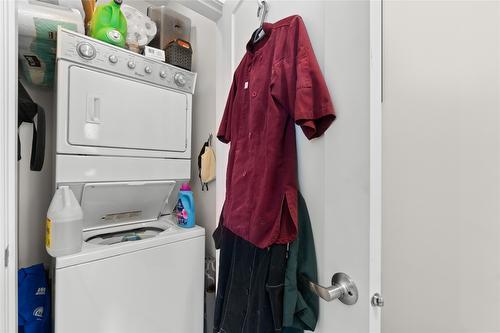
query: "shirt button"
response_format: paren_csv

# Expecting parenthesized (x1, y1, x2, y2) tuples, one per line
(251, 91, 257, 97)
(242, 170, 247, 177)
(248, 132, 252, 139)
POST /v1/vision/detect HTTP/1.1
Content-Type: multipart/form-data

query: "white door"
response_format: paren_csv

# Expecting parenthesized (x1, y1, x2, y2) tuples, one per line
(215, 1, 381, 332)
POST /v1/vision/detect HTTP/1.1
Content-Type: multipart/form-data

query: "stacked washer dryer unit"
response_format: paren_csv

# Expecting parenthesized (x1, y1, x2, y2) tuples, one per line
(53, 28, 204, 333)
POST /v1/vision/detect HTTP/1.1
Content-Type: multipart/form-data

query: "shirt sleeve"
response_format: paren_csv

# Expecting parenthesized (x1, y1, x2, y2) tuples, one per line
(274, 16, 336, 140)
(217, 77, 237, 143)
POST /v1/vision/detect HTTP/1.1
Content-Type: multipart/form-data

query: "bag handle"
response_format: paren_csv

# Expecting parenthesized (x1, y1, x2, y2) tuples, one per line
(30, 104, 45, 171)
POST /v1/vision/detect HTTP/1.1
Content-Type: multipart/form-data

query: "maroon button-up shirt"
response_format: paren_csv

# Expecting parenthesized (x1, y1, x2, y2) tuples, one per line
(218, 15, 335, 248)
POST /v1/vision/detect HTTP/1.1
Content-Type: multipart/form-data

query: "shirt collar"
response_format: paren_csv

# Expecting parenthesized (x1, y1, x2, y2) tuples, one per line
(246, 22, 273, 54)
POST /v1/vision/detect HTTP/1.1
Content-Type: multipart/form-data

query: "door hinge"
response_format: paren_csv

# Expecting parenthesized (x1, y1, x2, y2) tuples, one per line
(4, 246, 9, 267)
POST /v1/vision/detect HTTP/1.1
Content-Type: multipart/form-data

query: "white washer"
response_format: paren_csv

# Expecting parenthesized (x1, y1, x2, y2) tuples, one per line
(54, 217, 205, 333)
(52, 28, 204, 333)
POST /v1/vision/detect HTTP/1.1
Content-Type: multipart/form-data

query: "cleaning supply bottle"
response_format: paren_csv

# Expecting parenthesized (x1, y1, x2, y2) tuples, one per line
(88, 0, 127, 48)
(46, 186, 83, 257)
(176, 183, 195, 228)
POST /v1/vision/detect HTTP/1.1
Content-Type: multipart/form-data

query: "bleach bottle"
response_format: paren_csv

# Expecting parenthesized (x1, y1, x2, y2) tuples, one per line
(176, 183, 195, 228)
(46, 186, 83, 257)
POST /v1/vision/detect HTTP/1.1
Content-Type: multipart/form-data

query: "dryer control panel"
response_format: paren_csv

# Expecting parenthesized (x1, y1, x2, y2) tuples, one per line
(57, 28, 197, 94)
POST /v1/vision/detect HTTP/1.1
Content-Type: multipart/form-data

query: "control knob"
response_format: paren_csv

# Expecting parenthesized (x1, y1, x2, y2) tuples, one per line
(77, 42, 96, 59)
(108, 55, 118, 63)
(144, 66, 152, 74)
(159, 71, 167, 79)
(174, 73, 186, 87)
(127, 61, 136, 69)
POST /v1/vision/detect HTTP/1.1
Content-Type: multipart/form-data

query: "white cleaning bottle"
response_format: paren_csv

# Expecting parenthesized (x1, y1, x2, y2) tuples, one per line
(46, 186, 83, 257)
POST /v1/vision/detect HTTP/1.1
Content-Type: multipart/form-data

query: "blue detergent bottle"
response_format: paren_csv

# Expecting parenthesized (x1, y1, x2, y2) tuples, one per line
(176, 183, 196, 228)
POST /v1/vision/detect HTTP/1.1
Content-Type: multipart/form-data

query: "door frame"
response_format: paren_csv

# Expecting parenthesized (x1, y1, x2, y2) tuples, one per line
(369, 0, 383, 332)
(0, 1, 18, 332)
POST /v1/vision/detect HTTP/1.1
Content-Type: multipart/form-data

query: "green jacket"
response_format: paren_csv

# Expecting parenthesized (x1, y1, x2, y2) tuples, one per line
(283, 193, 319, 332)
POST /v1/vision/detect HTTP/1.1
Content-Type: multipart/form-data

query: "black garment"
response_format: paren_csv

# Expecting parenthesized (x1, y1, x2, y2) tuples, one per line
(213, 223, 287, 333)
(18, 82, 45, 171)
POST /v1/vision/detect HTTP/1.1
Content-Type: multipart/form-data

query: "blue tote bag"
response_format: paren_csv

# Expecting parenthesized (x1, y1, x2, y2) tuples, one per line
(18, 264, 51, 333)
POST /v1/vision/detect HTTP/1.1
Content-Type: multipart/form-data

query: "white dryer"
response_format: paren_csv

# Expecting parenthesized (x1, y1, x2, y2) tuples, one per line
(52, 28, 204, 333)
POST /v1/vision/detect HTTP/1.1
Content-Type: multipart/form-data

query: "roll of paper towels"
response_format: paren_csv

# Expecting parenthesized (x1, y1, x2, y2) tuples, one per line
(18, 0, 84, 86)
(37, 0, 85, 20)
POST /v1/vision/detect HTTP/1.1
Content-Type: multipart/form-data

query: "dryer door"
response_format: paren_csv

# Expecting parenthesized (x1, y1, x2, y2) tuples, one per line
(64, 66, 190, 157)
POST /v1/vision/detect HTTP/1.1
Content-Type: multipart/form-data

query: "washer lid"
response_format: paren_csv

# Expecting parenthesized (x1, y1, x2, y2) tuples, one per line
(80, 180, 176, 231)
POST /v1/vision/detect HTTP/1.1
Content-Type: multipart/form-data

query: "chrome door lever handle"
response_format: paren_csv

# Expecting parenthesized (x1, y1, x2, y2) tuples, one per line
(302, 272, 358, 305)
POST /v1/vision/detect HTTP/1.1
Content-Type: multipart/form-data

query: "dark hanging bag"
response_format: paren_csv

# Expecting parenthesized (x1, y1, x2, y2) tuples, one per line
(18, 82, 45, 171)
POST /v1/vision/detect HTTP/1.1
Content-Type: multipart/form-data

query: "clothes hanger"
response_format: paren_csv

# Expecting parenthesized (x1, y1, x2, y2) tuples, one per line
(252, 0, 269, 44)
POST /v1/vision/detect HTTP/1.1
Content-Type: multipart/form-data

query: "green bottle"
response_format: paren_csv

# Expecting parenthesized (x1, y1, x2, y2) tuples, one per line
(88, 0, 127, 48)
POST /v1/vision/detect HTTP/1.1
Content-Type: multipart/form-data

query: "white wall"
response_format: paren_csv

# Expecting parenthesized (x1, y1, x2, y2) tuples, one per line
(382, 1, 500, 332)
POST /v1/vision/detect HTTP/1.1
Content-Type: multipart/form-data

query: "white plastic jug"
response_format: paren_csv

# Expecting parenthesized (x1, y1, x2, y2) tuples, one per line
(46, 186, 83, 257)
